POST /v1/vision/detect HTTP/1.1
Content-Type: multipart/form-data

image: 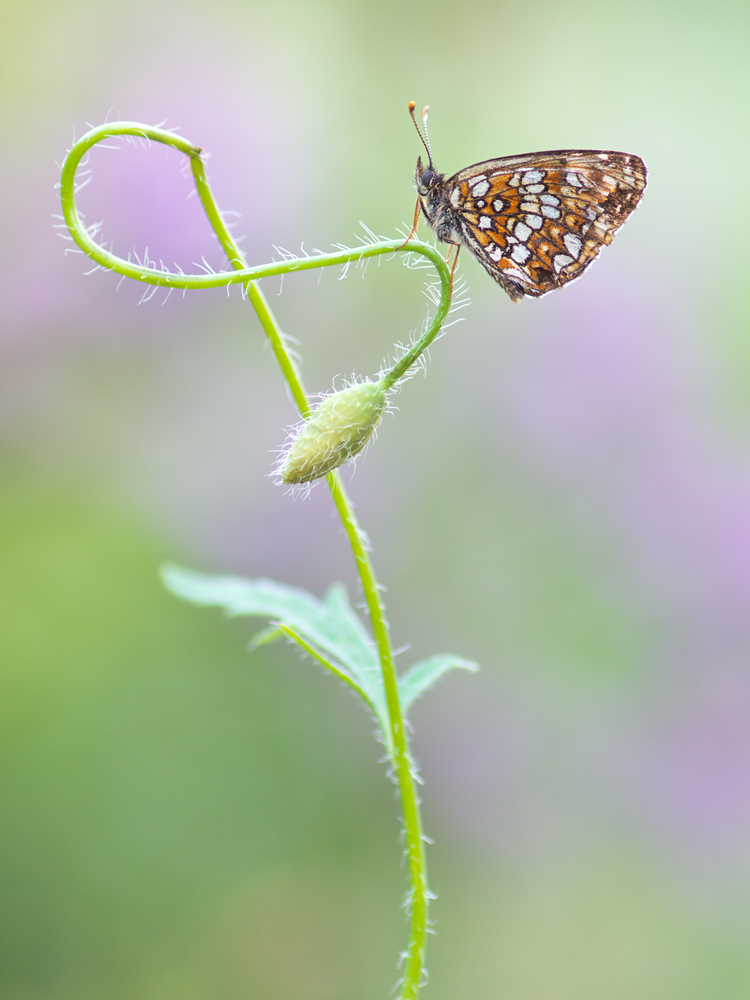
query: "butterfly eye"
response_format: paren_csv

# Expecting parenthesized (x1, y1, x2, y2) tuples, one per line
(420, 167, 438, 188)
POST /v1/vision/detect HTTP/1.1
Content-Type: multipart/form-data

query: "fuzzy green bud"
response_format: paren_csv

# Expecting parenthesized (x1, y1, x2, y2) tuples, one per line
(281, 380, 388, 484)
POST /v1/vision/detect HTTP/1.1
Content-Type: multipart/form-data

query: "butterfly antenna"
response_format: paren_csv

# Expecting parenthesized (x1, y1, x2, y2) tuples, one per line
(408, 100, 433, 167)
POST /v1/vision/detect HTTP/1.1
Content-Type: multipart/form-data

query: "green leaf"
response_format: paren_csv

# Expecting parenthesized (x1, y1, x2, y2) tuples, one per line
(162, 566, 479, 751)
(398, 655, 479, 715)
(162, 565, 390, 742)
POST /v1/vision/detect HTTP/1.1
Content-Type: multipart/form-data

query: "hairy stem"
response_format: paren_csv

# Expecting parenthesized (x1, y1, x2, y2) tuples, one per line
(59, 121, 453, 999)
(327, 473, 428, 998)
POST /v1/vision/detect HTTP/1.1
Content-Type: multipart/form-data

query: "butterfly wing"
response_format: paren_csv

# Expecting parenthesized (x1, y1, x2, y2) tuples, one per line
(448, 150, 647, 300)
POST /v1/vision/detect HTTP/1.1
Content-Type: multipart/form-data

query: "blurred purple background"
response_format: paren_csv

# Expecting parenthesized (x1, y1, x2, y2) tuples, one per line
(3, 1, 750, 997)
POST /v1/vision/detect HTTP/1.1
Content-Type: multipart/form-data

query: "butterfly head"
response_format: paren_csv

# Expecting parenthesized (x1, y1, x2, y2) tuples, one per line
(414, 156, 443, 198)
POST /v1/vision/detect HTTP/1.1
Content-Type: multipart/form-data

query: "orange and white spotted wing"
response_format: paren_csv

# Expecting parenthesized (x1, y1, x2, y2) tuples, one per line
(422, 150, 647, 301)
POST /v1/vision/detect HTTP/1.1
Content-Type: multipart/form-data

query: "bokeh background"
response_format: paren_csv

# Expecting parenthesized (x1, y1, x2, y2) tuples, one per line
(3, 0, 750, 997)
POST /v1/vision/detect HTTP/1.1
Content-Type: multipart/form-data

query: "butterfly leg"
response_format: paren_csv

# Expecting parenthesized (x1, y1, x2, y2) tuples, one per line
(447, 245, 461, 290)
(396, 199, 423, 250)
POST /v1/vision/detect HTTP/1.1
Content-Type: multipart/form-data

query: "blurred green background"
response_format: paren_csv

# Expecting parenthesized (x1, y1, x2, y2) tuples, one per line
(3, 0, 750, 997)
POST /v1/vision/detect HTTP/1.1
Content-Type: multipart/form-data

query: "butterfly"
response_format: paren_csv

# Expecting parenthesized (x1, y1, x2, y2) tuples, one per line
(409, 102, 647, 301)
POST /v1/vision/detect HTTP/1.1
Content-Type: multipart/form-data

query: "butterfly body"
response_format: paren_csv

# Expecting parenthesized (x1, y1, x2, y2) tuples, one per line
(414, 147, 647, 301)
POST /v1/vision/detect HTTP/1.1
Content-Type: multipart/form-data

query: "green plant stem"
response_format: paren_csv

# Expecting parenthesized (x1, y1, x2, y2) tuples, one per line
(327, 473, 428, 999)
(59, 121, 453, 1000)
(187, 151, 313, 417)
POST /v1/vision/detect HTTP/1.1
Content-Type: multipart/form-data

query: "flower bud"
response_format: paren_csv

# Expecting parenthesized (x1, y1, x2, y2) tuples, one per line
(281, 380, 388, 484)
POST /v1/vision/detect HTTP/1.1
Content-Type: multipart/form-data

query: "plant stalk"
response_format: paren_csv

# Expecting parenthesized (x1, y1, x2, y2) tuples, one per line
(59, 122, 454, 999)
